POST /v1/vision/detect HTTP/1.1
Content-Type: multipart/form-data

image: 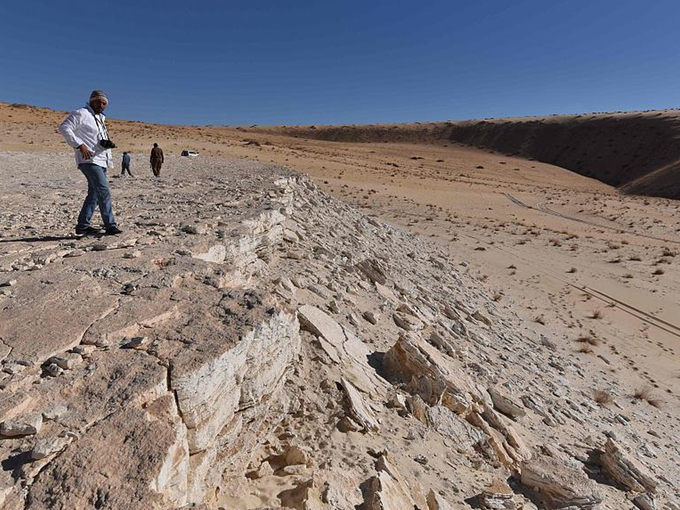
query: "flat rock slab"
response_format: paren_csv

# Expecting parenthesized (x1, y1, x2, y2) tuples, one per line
(0, 269, 117, 361)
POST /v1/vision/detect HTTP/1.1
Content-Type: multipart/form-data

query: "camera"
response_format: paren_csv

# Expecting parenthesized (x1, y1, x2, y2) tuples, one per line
(99, 139, 117, 149)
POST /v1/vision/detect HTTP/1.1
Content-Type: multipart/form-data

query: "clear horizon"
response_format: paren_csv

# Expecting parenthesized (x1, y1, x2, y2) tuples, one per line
(2, 0, 680, 126)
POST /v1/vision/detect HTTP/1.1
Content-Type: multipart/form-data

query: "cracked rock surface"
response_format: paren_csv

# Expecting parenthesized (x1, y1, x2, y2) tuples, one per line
(0, 150, 678, 509)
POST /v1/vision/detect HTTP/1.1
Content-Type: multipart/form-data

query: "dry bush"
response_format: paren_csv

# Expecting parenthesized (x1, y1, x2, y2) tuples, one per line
(576, 335, 600, 346)
(507, 264, 517, 269)
(623, 273, 634, 279)
(590, 310, 603, 319)
(662, 247, 677, 257)
(592, 389, 614, 406)
(653, 268, 665, 275)
(534, 315, 546, 325)
(492, 293, 503, 302)
(633, 387, 663, 408)
(567, 267, 577, 273)
(628, 255, 642, 261)
(578, 345, 594, 354)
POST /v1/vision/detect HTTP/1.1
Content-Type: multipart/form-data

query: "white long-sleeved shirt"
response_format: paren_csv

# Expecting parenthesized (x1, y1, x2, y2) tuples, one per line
(58, 104, 113, 168)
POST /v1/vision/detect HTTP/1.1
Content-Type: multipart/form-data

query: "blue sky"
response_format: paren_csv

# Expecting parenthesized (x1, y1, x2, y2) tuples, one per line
(1, 0, 679, 125)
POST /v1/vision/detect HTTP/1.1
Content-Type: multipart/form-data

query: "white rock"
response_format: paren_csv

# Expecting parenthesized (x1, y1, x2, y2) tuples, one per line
(31, 436, 72, 460)
(600, 438, 658, 493)
(47, 353, 82, 370)
(123, 336, 150, 350)
(72, 344, 97, 356)
(488, 387, 526, 420)
(341, 378, 380, 432)
(1, 412, 43, 437)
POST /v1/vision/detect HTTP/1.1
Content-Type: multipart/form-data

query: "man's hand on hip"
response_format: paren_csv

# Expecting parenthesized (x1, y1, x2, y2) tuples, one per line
(78, 144, 93, 160)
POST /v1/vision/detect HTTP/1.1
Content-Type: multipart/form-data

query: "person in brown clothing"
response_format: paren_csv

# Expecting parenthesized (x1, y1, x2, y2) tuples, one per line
(150, 143, 164, 177)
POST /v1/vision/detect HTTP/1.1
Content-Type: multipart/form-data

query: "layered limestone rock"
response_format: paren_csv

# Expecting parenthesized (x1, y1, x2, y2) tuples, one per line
(520, 455, 603, 509)
(599, 438, 658, 494)
(361, 454, 426, 510)
(0, 160, 304, 509)
(384, 334, 531, 470)
(383, 333, 480, 414)
(1, 152, 678, 509)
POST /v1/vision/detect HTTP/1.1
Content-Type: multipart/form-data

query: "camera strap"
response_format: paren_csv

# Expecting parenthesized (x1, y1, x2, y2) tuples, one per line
(88, 108, 109, 140)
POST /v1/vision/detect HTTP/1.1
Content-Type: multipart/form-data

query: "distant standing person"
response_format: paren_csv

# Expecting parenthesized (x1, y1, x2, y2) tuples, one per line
(58, 90, 122, 236)
(121, 151, 133, 176)
(150, 143, 164, 177)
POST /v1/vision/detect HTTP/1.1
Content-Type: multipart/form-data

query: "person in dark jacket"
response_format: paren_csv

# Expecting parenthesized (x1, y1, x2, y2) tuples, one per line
(150, 143, 164, 177)
(121, 152, 132, 176)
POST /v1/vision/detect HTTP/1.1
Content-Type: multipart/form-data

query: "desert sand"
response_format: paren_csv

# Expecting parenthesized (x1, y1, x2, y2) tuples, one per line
(0, 102, 678, 509)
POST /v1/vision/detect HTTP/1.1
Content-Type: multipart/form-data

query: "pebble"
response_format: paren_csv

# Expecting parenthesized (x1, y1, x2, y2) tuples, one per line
(122, 336, 150, 350)
(362, 311, 377, 324)
(414, 454, 428, 465)
(43, 363, 64, 377)
(46, 353, 81, 370)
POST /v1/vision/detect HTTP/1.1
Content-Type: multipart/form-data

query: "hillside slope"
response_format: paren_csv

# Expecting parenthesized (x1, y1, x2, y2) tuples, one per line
(272, 110, 680, 199)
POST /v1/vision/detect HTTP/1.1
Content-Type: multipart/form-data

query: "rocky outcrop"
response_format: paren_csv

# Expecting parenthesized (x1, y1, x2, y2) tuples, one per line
(0, 162, 304, 509)
(362, 454, 425, 510)
(384, 334, 530, 470)
(0, 151, 678, 509)
(383, 333, 479, 414)
(477, 479, 516, 510)
(520, 455, 603, 509)
(599, 438, 658, 494)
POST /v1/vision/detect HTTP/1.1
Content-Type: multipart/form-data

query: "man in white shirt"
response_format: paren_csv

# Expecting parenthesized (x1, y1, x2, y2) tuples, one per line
(59, 90, 122, 236)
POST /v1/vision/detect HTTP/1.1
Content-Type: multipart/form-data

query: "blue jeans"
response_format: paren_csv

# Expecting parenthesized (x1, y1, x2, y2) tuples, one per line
(77, 164, 116, 229)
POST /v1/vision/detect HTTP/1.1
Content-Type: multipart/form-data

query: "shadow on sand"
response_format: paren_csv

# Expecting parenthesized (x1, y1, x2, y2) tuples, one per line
(0, 234, 87, 243)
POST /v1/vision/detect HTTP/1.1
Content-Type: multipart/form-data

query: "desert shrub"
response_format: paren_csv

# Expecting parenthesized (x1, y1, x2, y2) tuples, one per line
(592, 389, 613, 406)
(633, 387, 663, 408)
(576, 335, 600, 346)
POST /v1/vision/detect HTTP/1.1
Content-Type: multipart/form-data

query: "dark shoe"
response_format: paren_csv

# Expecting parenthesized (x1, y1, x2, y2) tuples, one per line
(105, 226, 123, 236)
(75, 226, 104, 236)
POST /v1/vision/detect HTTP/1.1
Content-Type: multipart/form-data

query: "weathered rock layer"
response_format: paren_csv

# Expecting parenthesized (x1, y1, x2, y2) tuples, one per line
(0, 152, 677, 509)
